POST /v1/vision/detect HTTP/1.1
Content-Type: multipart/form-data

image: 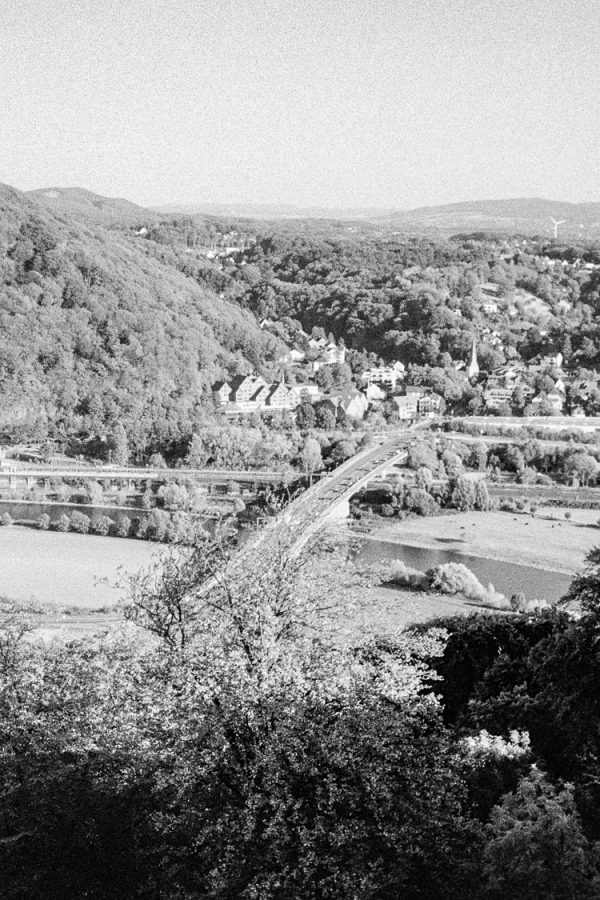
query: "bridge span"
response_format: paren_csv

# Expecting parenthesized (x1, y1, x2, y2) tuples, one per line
(0, 464, 296, 492)
(277, 429, 416, 550)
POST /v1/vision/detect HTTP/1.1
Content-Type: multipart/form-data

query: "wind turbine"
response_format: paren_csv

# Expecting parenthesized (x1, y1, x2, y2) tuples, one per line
(550, 217, 566, 239)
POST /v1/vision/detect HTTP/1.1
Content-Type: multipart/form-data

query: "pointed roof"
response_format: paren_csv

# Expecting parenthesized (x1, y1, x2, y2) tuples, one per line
(467, 336, 479, 379)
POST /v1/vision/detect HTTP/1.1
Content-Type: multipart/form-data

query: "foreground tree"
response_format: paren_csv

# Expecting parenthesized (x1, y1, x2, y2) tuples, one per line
(483, 769, 600, 899)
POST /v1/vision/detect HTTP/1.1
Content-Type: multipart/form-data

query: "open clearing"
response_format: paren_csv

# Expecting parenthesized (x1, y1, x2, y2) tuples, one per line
(366, 508, 600, 575)
(0, 527, 157, 608)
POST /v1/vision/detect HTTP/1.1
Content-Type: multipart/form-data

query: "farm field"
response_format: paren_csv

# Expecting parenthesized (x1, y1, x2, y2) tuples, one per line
(366, 508, 600, 575)
(0, 527, 157, 609)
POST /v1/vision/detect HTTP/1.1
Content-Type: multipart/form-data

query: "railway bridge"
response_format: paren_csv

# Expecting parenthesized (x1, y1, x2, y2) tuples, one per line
(0, 464, 296, 494)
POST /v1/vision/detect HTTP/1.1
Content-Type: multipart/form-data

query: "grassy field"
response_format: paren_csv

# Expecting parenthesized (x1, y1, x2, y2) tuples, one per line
(338, 584, 493, 642)
(0, 527, 157, 608)
(368, 508, 600, 575)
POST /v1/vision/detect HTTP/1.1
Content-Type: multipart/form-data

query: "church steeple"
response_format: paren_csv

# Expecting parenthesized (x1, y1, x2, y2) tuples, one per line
(467, 336, 479, 380)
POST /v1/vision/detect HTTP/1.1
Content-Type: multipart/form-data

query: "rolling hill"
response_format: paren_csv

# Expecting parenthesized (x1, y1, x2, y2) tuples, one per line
(27, 186, 161, 228)
(0, 182, 284, 453)
(379, 198, 600, 238)
(156, 195, 600, 237)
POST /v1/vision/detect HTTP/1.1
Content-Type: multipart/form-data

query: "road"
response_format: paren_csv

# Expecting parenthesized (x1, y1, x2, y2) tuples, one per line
(274, 430, 419, 551)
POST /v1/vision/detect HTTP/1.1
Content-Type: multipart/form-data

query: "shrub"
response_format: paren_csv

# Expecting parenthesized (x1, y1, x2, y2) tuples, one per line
(38, 513, 51, 530)
(386, 560, 429, 590)
(132, 516, 148, 539)
(146, 509, 170, 541)
(403, 488, 440, 517)
(91, 514, 112, 536)
(428, 562, 508, 608)
(0, 512, 12, 526)
(69, 511, 91, 534)
(510, 592, 551, 612)
(116, 515, 131, 538)
(55, 514, 70, 532)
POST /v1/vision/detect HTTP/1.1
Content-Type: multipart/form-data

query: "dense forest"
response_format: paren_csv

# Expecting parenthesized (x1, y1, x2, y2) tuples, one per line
(0, 184, 281, 457)
(3, 528, 600, 898)
(228, 230, 600, 405)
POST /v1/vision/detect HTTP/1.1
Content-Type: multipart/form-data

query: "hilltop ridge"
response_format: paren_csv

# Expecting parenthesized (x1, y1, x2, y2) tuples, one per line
(27, 186, 161, 227)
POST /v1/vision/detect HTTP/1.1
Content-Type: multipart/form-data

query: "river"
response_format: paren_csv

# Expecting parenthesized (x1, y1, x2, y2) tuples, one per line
(357, 538, 572, 602)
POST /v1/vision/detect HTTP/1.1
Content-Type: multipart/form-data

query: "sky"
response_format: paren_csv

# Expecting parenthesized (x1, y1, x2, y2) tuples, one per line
(1, 0, 599, 209)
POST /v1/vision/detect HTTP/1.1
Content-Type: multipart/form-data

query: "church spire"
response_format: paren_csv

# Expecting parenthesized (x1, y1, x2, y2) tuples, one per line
(467, 336, 479, 380)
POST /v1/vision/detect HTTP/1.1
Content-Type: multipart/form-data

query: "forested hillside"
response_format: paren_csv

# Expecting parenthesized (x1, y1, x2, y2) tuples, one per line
(0, 183, 282, 456)
(5, 181, 600, 458)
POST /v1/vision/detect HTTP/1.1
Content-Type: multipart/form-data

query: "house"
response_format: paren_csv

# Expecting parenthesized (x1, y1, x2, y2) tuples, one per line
(265, 382, 293, 409)
(365, 383, 387, 402)
(338, 389, 369, 420)
(212, 381, 232, 406)
(312, 342, 346, 371)
(289, 348, 306, 362)
(393, 395, 418, 421)
(481, 282, 500, 296)
(417, 393, 444, 416)
(402, 385, 428, 398)
(361, 361, 405, 390)
(484, 387, 513, 410)
(530, 390, 565, 415)
(290, 383, 320, 404)
(230, 374, 267, 404)
(251, 384, 271, 406)
(323, 342, 346, 365)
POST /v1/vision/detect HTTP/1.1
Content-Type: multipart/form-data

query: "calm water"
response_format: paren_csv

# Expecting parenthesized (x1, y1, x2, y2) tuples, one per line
(358, 538, 572, 602)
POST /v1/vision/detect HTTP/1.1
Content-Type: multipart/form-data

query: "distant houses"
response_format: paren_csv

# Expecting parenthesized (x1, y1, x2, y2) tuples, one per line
(392, 388, 444, 420)
(211, 373, 375, 421)
(211, 368, 447, 423)
(360, 361, 406, 390)
(212, 375, 301, 414)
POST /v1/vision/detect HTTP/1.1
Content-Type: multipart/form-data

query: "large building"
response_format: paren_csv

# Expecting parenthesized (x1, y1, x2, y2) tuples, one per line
(212, 375, 300, 414)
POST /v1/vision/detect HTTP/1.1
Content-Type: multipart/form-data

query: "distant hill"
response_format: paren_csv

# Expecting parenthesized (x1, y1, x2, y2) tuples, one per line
(156, 202, 394, 220)
(28, 186, 161, 228)
(378, 198, 600, 238)
(154, 196, 600, 237)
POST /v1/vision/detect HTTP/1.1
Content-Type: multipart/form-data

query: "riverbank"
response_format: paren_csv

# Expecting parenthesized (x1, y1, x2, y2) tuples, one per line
(346, 583, 496, 639)
(353, 508, 600, 576)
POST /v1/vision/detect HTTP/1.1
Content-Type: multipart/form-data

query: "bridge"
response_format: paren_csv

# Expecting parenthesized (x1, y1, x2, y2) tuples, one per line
(0, 464, 296, 493)
(246, 428, 421, 554)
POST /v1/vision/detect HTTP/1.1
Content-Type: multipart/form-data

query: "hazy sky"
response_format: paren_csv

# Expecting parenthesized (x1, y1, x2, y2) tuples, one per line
(1, 0, 599, 209)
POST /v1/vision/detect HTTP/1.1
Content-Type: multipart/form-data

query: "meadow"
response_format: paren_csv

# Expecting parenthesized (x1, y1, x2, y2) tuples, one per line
(0, 527, 156, 609)
(368, 507, 600, 575)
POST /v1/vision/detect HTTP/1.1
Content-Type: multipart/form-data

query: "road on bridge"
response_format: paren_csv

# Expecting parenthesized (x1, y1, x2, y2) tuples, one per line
(277, 429, 418, 550)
